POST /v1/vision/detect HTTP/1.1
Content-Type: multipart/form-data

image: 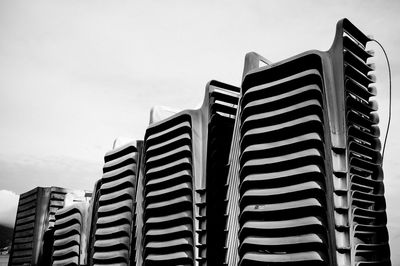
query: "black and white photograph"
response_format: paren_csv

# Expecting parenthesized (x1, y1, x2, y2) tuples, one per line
(0, 1, 399, 265)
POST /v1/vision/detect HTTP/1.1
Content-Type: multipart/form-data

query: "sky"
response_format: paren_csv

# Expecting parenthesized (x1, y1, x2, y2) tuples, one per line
(0, 0, 399, 262)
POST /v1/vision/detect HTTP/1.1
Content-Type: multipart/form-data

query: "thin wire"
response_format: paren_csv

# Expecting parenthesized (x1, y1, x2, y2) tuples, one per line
(371, 39, 391, 165)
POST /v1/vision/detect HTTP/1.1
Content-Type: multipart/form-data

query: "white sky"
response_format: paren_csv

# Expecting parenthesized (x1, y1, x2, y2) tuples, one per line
(0, 0, 399, 262)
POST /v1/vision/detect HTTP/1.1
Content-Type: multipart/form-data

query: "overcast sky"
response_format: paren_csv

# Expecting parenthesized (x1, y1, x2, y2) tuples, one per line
(0, 0, 399, 262)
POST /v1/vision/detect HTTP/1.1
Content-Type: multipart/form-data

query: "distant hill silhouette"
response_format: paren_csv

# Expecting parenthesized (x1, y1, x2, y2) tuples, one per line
(0, 225, 13, 249)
